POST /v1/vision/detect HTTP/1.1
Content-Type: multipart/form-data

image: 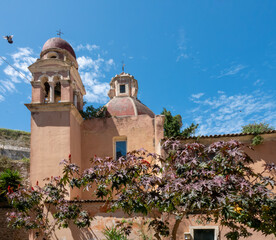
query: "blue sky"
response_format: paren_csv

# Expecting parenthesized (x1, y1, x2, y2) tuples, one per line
(0, 0, 275, 135)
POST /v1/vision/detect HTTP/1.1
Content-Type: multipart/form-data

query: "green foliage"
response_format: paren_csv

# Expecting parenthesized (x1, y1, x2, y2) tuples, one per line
(181, 123, 198, 138)
(161, 108, 198, 138)
(79, 105, 107, 120)
(251, 135, 264, 146)
(242, 122, 274, 146)
(102, 224, 130, 240)
(242, 122, 274, 134)
(0, 169, 22, 201)
(21, 157, 30, 165)
(0, 155, 13, 171)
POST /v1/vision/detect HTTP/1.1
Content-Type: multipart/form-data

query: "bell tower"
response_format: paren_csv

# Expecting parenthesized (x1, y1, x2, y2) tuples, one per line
(28, 37, 85, 108)
(26, 38, 85, 199)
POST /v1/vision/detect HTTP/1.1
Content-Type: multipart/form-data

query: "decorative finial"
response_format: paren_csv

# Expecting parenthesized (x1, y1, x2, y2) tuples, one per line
(56, 29, 64, 38)
(122, 61, 125, 72)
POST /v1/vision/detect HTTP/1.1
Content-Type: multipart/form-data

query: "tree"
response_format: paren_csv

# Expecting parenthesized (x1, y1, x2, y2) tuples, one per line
(6, 141, 276, 240)
(242, 122, 275, 145)
(79, 105, 107, 120)
(161, 108, 198, 138)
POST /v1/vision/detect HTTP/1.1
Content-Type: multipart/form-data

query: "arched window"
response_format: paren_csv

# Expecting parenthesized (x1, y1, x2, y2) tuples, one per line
(54, 82, 61, 102)
(44, 82, 50, 103)
(39, 75, 50, 103)
(53, 75, 62, 103)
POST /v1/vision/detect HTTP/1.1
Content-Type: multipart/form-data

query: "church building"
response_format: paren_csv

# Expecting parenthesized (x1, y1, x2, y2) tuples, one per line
(26, 37, 164, 201)
(25, 37, 276, 240)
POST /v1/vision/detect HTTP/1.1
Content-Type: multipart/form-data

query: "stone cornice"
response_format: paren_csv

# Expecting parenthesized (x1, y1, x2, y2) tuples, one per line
(25, 102, 84, 125)
(28, 59, 71, 73)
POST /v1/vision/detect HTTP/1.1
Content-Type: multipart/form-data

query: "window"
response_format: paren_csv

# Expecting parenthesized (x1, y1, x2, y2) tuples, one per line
(120, 84, 126, 93)
(189, 226, 218, 240)
(115, 141, 127, 160)
(194, 229, 214, 240)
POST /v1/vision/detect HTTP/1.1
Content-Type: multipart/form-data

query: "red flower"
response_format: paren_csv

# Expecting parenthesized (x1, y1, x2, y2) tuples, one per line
(36, 181, 39, 186)
(31, 187, 34, 191)
(141, 160, 150, 166)
(69, 154, 71, 159)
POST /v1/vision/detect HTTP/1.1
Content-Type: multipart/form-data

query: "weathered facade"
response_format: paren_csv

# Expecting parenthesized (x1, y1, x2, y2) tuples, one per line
(24, 37, 276, 240)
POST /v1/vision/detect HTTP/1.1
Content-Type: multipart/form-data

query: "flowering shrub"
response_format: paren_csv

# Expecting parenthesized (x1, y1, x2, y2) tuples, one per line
(6, 140, 276, 240)
(7, 176, 90, 239)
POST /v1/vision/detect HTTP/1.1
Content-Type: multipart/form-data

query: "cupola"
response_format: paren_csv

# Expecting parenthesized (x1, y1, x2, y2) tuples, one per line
(106, 72, 154, 118)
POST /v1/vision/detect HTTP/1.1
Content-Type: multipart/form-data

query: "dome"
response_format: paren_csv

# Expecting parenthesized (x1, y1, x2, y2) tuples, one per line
(106, 97, 155, 118)
(41, 37, 76, 59)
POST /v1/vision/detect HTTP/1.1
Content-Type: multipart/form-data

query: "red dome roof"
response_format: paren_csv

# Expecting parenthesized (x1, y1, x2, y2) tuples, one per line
(42, 37, 76, 59)
(106, 97, 154, 118)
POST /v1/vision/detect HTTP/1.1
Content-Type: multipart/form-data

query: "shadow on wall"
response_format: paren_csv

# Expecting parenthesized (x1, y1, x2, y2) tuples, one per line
(69, 224, 98, 240)
(31, 111, 70, 127)
(245, 140, 276, 177)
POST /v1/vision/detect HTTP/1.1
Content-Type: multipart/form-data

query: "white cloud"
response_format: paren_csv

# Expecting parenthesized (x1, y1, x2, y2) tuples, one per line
(191, 93, 204, 99)
(176, 29, 189, 62)
(176, 53, 189, 62)
(0, 80, 16, 93)
(3, 47, 35, 84)
(0, 45, 114, 104)
(76, 44, 99, 52)
(190, 91, 276, 135)
(0, 47, 35, 99)
(254, 79, 264, 86)
(217, 64, 246, 78)
(80, 72, 109, 103)
(77, 52, 115, 104)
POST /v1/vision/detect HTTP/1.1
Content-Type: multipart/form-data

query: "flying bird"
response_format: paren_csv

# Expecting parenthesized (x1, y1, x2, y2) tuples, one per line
(3, 35, 13, 44)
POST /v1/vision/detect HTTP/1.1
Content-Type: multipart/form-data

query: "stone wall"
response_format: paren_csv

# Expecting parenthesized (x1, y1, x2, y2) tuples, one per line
(0, 144, 30, 160)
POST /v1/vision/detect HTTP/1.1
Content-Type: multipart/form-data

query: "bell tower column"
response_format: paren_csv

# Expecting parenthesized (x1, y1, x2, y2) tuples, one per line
(25, 37, 86, 200)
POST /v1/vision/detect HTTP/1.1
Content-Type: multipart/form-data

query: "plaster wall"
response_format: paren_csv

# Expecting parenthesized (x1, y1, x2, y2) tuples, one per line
(61, 83, 72, 102)
(27, 201, 276, 240)
(31, 86, 44, 103)
(69, 111, 83, 199)
(30, 111, 70, 187)
(80, 115, 163, 200)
